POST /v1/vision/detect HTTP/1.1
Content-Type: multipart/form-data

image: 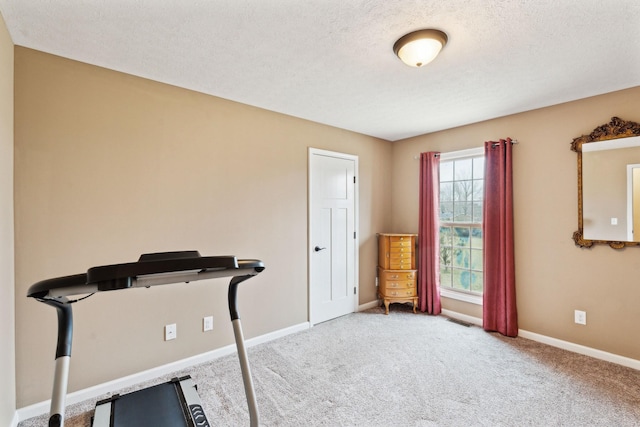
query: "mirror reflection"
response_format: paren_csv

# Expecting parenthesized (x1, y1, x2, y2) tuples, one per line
(582, 136, 640, 242)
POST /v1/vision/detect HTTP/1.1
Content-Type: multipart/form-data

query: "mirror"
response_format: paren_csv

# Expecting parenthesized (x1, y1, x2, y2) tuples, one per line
(571, 117, 640, 248)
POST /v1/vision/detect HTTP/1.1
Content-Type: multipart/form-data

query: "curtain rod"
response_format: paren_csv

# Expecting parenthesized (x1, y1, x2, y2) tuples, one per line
(415, 139, 519, 159)
(492, 139, 519, 148)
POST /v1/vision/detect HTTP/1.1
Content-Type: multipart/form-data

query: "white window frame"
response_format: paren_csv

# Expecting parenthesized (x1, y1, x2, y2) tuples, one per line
(439, 147, 484, 306)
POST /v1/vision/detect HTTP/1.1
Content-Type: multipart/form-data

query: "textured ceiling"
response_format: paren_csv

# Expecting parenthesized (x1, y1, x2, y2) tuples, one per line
(1, 0, 639, 141)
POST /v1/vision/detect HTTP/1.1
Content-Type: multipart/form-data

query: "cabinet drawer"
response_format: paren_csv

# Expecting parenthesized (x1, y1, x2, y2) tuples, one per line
(380, 279, 415, 291)
(389, 254, 412, 262)
(389, 249, 412, 260)
(389, 240, 412, 249)
(389, 259, 413, 269)
(389, 242, 413, 252)
(389, 250, 412, 259)
(390, 236, 413, 244)
(380, 270, 416, 281)
(381, 288, 416, 298)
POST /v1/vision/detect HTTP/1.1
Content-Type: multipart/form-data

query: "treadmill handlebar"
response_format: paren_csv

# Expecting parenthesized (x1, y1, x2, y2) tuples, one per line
(30, 251, 265, 427)
(41, 299, 73, 358)
(28, 252, 265, 300)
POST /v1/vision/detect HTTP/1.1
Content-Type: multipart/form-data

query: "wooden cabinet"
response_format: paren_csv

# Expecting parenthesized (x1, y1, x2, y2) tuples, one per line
(377, 233, 418, 314)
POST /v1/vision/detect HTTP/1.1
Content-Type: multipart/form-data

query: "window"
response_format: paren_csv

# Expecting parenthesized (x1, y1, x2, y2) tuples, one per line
(439, 148, 484, 301)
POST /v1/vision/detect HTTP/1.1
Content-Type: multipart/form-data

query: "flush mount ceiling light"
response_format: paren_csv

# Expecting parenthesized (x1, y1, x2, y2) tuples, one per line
(393, 29, 448, 68)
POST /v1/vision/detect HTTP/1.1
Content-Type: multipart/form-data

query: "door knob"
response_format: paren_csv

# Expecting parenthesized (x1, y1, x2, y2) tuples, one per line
(314, 246, 326, 252)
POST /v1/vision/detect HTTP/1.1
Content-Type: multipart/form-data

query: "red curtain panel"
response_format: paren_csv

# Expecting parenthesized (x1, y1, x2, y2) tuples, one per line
(418, 152, 441, 315)
(482, 138, 518, 337)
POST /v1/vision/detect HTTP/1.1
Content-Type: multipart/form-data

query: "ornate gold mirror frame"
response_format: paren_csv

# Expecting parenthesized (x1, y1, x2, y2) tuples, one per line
(571, 117, 640, 248)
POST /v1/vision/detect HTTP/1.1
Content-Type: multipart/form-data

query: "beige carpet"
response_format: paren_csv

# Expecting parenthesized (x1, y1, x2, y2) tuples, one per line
(20, 305, 640, 426)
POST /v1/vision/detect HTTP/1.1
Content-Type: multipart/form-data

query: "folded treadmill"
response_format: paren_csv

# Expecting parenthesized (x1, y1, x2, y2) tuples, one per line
(27, 251, 265, 427)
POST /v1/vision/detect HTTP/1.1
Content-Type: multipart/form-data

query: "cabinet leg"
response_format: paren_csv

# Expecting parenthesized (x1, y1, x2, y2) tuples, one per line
(384, 300, 390, 315)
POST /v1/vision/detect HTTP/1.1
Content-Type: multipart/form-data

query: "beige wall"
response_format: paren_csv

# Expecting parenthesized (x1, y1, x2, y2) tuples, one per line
(0, 11, 15, 427)
(14, 47, 392, 407)
(391, 86, 640, 359)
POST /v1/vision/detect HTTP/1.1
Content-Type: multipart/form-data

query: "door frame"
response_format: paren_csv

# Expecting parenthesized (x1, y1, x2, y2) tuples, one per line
(626, 164, 640, 241)
(308, 147, 359, 325)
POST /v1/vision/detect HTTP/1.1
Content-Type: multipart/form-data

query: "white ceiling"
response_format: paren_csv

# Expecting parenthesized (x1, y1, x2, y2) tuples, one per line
(1, 0, 639, 141)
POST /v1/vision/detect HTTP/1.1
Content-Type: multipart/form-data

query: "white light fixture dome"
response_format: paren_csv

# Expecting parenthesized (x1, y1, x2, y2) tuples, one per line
(393, 29, 448, 68)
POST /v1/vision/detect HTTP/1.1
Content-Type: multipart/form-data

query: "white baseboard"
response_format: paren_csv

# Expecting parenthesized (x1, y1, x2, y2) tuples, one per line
(517, 329, 640, 371)
(441, 309, 483, 326)
(16, 321, 310, 423)
(358, 300, 381, 311)
(441, 309, 640, 371)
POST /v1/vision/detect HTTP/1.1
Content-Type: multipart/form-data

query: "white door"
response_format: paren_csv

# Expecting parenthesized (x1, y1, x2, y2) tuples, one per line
(309, 148, 358, 325)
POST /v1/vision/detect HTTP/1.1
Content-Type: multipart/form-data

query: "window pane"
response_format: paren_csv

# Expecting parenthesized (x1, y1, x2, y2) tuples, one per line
(453, 248, 470, 269)
(454, 180, 473, 202)
(440, 227, 453, 248)
(454, 202, 473, 222)
(472, 202, 483, 223)
(454, 158, 472, 180)
(471, 228, 483, 249)
(440, 161, 453, 181)
(440, 227, 453, 269)
(454, 269, 471, 290)
(440, 247, 453, 268)
(440, 265, 452, 287)
(471, 248, 483, 270)
(450, 269, 463, 290)
(470, 272, 483, 293)
(440, 182, 453, 202)
(452, 227, 470, 247)
(440, 202, 453, 221)
(473, 181, 483, 201)
(473, 157, 485, 179)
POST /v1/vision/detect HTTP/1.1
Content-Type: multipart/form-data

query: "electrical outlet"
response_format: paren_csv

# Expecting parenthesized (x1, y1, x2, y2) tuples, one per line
(203, 316, 214, 332)
(165, 323, 177, 340)
(574, 310, 587, 325)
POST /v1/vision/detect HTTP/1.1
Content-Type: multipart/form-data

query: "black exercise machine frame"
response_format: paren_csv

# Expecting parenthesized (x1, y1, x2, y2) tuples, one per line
(27, 251, 265, 427)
